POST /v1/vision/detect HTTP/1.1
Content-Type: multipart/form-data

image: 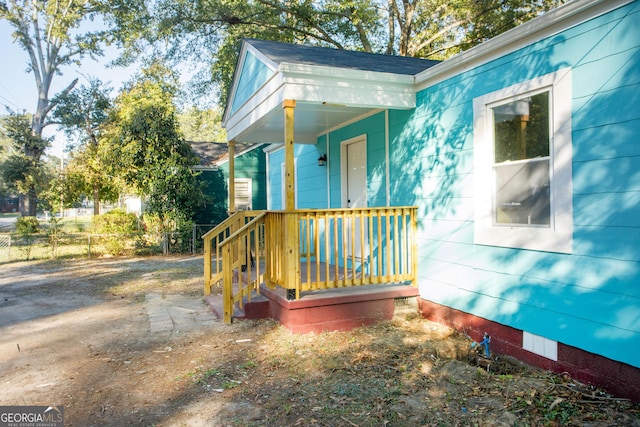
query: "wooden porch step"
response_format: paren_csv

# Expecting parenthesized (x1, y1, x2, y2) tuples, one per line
(204, 292, 270, 321)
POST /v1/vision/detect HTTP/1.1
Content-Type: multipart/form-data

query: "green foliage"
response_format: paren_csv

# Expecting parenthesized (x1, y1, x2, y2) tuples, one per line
(14, 216, 40, 259)
(0, 113, 52, 215)
(46, 216, 63, 259)
(100, 63, 205, 226)
(93, 209, 141, 235)
(15, 216, 40, 235)
(178, 106, 227, 142)
(93, 209, 142, 256)
(1, 0, 146, 215)
(51, 79, 113, 149)
(130, 0, 562, 107)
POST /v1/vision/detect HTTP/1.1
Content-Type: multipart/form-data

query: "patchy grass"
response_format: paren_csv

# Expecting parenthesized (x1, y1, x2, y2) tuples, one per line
(192, 317, 639, 427)
(2, 255, 638, 427)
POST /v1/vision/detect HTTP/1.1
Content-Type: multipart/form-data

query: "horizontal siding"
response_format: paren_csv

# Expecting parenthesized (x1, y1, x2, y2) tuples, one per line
(407, 1, 640, 368)
(231, 52, 273, 114)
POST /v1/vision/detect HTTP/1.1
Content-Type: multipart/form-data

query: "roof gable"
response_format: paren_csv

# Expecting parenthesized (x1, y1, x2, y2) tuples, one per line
(223, 40, 440, 144)
(230, 49, 276, 115)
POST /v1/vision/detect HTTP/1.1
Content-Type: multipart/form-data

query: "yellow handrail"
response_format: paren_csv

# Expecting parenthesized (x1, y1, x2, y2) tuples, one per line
(219, 212, 268, 323)
(203, 211, 264, 295)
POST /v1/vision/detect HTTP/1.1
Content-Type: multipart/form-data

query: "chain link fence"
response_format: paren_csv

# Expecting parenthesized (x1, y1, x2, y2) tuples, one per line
(0, 224, 218, 263)
(0, 234, 10, 262)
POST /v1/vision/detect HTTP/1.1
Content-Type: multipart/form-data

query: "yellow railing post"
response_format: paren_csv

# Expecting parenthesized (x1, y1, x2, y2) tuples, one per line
(283, 100, 300, 298)
(223, 242, 233, 323)
(204, 234, 212, 295)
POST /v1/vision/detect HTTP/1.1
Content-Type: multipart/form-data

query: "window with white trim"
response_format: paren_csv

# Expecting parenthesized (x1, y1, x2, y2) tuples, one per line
(235, 178, 252, 211)
(473, 68, 573, 253)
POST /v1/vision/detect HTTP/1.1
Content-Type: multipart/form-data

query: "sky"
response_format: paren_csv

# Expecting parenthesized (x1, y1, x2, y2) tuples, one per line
(0, 20, 138, 158)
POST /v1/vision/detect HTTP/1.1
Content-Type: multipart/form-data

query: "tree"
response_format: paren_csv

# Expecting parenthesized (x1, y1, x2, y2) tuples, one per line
(100, 63, 205, 228)
(0, 0, 146, 215)
(178, 106, 227, 142)
(0, 112, 51, 213)
(136, 0, 562, 107)
(51, 79, 118, 214)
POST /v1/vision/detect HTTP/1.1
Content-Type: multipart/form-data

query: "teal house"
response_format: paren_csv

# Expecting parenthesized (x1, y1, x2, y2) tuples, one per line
(220, 0, 640, 400)
(190, 141, 267, 224)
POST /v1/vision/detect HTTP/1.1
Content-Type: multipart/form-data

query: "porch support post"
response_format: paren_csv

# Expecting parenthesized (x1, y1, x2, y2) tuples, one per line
(283, 100, 296, 211)
(283, 100, 300, 297)
(228, 140, 236, 214)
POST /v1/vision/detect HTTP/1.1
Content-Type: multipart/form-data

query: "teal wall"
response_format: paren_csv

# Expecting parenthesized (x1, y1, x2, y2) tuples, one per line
(231, 51, 272, 114)
(396, 1, 640, 368)
(267, 142, 329, 210)
(221, 146, 267, 210)
(263, 1, 640, 368)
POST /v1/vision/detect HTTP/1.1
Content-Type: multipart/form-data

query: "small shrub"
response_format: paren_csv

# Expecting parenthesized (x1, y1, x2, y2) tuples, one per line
(47, 217, 63, 259)
(93, 209, 142, 256)
(15, 216, 40, 235)
(93, 209, 141, 235)
(14, 216, 40, 260)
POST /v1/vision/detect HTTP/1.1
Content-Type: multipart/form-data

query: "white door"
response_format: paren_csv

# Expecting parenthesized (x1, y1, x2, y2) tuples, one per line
(342, 137, 367, 208)
(342, 136, 367, 259)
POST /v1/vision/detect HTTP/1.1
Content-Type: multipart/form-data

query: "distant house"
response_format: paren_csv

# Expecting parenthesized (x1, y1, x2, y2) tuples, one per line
(189, 141, 267, 224)
(0, 196, 18, 213)
(220, 0, 640, 400)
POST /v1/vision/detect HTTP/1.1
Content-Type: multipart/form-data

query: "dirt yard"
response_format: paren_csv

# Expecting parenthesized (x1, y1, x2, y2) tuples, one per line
(0, 256, 638, 426)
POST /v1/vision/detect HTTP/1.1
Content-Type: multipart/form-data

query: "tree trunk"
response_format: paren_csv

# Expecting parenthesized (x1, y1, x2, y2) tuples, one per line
(94, 184, 100, 216)
(19, 190, 38, 217)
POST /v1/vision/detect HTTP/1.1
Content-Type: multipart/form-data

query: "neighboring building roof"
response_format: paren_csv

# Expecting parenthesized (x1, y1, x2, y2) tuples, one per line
(245, 38, 440, 75)
(188, 141, 262, 169)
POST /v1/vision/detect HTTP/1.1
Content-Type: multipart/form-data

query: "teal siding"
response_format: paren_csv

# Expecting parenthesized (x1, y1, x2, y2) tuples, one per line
(326, 112, 387, 208)
(403, 1, 640, 368)
(259, 1, 640, 369)
(221, 147, 267, 210)
(231, 51, 273, 114)
(267, 148, 284, 210)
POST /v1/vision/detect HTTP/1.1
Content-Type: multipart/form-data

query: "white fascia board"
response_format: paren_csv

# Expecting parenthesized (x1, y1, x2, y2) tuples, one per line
(280, 63, 417, 109)
(224, 61, 419, 143)
(263, 143, 284, 154)
(416, 0, 633, 90)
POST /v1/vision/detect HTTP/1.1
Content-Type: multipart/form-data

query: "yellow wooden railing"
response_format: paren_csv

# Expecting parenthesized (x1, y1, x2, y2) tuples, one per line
(204, 207, 418, 323)
(202, 210, 264, 295)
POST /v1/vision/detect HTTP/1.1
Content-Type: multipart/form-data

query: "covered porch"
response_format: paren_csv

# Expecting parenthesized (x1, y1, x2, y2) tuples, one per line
(204, 39, 435, 325)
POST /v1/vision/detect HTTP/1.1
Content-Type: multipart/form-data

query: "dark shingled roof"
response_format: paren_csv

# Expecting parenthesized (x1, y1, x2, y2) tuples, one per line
(246, 39, 439, 76)
(188, 141, 261, 168)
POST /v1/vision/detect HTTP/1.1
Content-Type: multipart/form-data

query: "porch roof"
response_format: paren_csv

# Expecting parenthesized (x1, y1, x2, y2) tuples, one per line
(222, 39, 439, 145)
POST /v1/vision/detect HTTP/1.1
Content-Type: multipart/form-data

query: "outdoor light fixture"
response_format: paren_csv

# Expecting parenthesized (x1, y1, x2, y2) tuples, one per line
(318, 153, 327, 166)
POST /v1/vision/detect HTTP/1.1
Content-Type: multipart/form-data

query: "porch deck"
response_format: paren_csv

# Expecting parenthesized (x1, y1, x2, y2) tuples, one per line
(203, 207, 418, 324)
(205, 260, 419, 333)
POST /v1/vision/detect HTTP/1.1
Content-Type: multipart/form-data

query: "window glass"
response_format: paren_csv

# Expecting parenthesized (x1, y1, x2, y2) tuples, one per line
(472, 68, 573, 253)
(491, 91, 550, 226)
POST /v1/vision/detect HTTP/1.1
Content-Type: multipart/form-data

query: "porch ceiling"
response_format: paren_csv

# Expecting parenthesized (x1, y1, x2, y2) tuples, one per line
(228, 101, 379, 145)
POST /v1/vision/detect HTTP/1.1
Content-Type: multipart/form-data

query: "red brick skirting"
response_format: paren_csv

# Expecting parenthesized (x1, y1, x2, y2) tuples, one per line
(261, 284, 419, 334)
(419, 299, 640, 402)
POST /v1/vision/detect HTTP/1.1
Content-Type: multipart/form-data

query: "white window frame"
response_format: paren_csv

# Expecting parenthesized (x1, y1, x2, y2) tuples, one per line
(473, 68, 573, 253)
(234, 178, 252, 211)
